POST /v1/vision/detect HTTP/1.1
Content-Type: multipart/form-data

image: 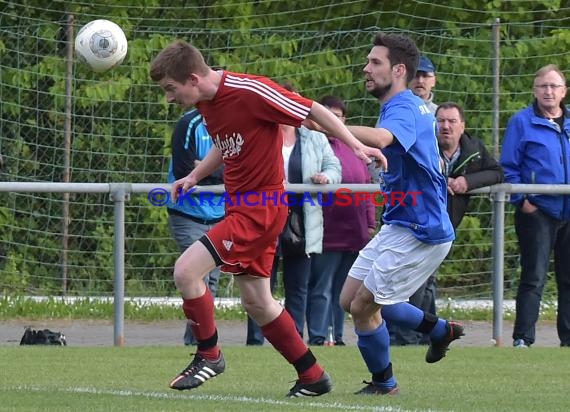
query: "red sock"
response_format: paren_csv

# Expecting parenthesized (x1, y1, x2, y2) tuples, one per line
(262, 309, 324, 383)
(182, 290, 220, 360)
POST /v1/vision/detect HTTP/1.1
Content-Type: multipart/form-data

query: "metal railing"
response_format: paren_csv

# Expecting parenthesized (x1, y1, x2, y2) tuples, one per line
(2, 181, 569, 346)
(470, 183, 570, 346)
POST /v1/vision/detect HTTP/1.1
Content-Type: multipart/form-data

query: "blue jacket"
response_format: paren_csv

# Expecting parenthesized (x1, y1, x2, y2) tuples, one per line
(167, 110, 225, 222)
(500, 101, 570, 220)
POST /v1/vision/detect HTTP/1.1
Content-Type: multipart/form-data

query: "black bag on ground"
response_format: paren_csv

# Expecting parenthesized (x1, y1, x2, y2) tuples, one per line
(20, 326, 67, 346)
(280, 206, 306, 255)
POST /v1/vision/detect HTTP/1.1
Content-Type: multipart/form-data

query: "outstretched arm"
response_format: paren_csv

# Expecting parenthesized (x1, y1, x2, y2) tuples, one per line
(308, 102, 388, 170)
(346, 125, 395, 149)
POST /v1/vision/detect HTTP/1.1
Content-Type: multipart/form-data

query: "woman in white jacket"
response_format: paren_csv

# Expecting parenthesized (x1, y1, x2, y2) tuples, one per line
(280, 124, 341, 338)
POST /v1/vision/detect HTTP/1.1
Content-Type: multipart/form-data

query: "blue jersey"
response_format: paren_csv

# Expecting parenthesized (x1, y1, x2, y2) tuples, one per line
(376, 90, 454, 244)
(167, 109, 225, 221)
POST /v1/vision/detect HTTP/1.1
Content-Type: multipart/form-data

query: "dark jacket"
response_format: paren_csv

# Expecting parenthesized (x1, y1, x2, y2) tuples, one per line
(167, 109, 225, 222)
(443, 132, 504, 228)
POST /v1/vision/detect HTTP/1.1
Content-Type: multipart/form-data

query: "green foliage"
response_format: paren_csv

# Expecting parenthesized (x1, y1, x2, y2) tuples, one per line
(0, 252, 31, 294)
(439, 216, 493, 292)
(0, 295, 253, 321)
(0, 295, 561, 322)
(0, 0, 568, 296)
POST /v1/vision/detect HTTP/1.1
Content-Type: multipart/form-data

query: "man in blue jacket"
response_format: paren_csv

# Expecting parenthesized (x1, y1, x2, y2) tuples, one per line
(500, 64, 570, 348)
(168, 109, 225, 345)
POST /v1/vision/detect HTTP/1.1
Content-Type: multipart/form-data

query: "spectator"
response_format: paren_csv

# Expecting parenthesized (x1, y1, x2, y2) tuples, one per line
(500, 64, 570, 348)
(166, 109, 225, 346)
(309, 95, 376, 346)
(150, 40, 382, 396)
(388, 54, 438, 346)
(339, 31, 463, 395)
(437, 102, 503, 228)
(280, 118, 342, 340)
(409, 55, 437, 114)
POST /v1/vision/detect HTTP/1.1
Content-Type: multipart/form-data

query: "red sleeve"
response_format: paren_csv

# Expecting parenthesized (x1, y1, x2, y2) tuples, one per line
(227, 73, 313, 126)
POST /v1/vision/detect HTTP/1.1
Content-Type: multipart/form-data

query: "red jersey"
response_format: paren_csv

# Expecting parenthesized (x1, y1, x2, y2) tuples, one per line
(196, 71, 313, 194)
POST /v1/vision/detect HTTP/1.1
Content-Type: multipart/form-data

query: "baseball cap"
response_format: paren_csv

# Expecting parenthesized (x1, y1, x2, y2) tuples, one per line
(417, 55, 436, 74)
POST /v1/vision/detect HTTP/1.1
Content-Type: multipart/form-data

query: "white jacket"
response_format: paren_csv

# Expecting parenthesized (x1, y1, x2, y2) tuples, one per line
(297, 126, 341, 254)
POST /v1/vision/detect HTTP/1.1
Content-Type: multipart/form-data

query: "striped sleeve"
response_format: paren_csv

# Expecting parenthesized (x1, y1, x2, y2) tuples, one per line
(224, 73, 311, 120)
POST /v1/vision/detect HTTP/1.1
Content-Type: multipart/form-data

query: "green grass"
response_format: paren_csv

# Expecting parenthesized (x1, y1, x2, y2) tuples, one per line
(0, 295, 560, 322)
(0, 345, 566, 412)
(0, 296, 247, 321)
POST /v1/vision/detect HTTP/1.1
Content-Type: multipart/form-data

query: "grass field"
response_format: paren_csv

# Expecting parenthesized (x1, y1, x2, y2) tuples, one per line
(0, 345, 566, 412)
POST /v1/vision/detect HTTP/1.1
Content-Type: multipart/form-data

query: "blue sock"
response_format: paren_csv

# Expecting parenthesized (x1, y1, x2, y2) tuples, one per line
(356, 321, 397, 388)
(382, 302, 423, 329)
(430, 319, 448, 339)
(382, 302, 448, 339)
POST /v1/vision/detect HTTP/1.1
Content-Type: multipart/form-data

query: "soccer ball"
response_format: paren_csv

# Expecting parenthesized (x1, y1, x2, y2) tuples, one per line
(75, 19, 128, 73)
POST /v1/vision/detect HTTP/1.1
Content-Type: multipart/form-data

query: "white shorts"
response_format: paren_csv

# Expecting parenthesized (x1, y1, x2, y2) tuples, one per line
(348, 224, 452, 306)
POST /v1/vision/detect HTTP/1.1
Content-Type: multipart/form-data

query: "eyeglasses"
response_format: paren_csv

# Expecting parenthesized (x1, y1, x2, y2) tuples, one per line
(533, 84, 566, 91)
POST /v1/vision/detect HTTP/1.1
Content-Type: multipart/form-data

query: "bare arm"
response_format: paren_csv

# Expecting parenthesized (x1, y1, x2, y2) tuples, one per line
(346, 125, 395, 149)
(172, 145, 224, 201)
(190, 145, 224, 181)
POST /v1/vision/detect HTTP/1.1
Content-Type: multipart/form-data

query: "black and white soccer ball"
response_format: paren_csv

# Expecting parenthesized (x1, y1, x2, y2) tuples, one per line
(74, 19, 128, 73)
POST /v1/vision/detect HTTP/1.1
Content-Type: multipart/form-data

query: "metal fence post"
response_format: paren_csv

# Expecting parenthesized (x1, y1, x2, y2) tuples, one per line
(491, 187, 507, 346)
(109, 183, 131, 346)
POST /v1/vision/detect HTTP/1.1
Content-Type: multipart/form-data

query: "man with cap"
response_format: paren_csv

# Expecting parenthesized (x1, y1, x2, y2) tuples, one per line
(409, 55, 438, 114)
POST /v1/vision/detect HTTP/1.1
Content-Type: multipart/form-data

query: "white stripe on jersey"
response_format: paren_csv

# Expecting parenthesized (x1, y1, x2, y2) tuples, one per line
(225, 74, 310, 119)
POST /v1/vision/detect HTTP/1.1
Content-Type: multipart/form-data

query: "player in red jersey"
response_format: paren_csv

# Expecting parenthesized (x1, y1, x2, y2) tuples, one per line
(150, 40, 385, 397)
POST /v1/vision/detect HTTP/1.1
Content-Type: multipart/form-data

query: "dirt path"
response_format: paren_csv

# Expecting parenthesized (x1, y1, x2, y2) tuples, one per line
(1, 318, 561, 347)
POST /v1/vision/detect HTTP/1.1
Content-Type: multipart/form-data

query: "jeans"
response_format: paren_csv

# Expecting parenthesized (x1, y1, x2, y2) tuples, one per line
(310, 251, 358, 344)
(513, 208, 570, 346)
(387, 272, 436, 345)
(168, 214, 221, 346)
(246, 255, 279, 345)
(282, 252, 312, 338)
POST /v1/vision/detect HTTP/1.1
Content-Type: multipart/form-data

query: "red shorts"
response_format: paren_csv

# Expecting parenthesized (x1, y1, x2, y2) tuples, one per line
(204, 191, 288, 277)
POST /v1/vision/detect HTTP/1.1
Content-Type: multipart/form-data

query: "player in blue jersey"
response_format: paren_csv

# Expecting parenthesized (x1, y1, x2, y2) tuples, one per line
(339, 32, 465, 395)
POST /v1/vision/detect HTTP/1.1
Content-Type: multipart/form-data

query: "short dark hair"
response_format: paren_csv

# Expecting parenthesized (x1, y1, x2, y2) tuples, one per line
(319, 95, 346, 116)
(373, 32, 420, 83)
(435, 102, 465, 122)
(150, 40, 210, 84)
